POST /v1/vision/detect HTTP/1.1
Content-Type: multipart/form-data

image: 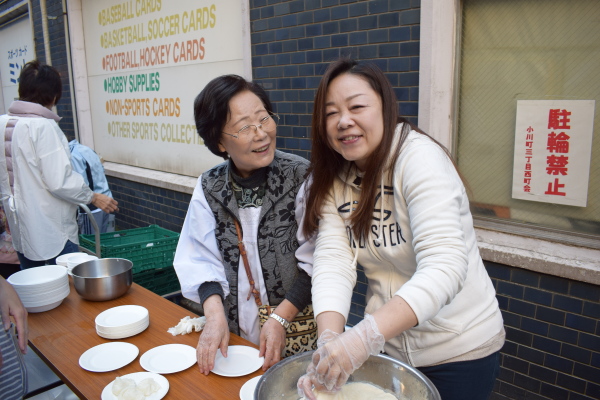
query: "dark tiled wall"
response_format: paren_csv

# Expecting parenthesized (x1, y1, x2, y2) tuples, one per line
(107, 177, 191, 233)
(250, 0, 421, 159)
(487, 263, 600, 400)
(349, 262, 600, 400)
(29, 0, 77, 141)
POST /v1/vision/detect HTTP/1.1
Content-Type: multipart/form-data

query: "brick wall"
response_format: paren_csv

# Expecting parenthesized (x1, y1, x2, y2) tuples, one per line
(107, 177, 191, 233)
(250, 0, 421, 159)
(349, 262, 600, 400)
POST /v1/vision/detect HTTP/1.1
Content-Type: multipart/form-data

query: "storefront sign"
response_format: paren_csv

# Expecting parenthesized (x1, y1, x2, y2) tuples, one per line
(512, 100, 595, 207)
(80, 0, 249, 177)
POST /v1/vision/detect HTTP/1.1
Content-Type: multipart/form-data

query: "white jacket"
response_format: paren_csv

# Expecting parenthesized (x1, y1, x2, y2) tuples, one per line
(0, 102, 93, 260)
(312, 127, 504, 367)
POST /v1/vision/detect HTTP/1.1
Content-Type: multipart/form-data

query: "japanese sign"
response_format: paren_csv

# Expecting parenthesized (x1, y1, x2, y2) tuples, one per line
(0, 16, 35, 114)
(80, 0, 248, 177)
(512, 100, 595, 207)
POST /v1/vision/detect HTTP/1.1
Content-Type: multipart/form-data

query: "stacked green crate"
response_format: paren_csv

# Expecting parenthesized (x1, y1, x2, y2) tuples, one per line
(79, 225, 180, 296)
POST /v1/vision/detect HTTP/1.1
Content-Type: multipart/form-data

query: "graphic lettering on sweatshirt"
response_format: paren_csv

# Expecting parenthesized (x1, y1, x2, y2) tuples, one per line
(338, 184, 407, 248)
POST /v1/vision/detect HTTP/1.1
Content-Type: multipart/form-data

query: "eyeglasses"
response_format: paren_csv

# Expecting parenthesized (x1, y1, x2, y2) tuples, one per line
(222, 114, 279, 139)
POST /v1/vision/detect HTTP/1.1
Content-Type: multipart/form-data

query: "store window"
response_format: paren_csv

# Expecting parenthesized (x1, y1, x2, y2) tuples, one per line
(456, 0, 599, 246)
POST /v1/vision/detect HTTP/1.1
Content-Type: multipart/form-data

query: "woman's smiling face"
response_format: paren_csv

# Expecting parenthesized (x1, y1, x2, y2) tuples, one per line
(218, 90, 276, 178)
(324, 73, 384, 171)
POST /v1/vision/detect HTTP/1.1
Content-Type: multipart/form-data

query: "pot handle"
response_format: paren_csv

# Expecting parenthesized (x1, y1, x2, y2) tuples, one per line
(78, 203, 101, 258)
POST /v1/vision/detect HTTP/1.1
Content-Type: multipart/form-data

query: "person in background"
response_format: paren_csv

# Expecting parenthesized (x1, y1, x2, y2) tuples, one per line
(69, 139, 115, 234)
(0, 275, 28, 400)
(174, 75, 314, 373)
(0, 206, 19, 279)
(0, 60, 118, 269)
(297, 59, 505, 400)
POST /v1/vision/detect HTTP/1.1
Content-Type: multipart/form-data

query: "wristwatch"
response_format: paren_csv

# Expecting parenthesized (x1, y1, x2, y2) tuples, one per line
(269, 312, 290, 330)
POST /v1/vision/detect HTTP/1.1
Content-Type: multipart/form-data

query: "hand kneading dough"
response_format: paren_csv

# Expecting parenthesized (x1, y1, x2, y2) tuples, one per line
(112, 377, 136, 396)
(304, 382, 398, 400)
(137, 377, 161, 396)
(118, 386, 145, 400)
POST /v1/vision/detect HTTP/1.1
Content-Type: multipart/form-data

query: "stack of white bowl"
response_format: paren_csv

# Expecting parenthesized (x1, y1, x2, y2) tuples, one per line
(7, 266, 70, 313)
(56, 253, 98, 275)
(95, 305, 150, 339)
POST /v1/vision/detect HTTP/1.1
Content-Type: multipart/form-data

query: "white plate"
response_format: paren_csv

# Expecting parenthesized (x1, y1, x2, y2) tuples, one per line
(97, 320, 149, 339)
(101, 372, 169, 400)
(140, 344, 196, 374)
(212, 346, 263, 377)
(79, 342, 139, 372)
(239, 375, 262, 400)
(96, 305, 149, 329)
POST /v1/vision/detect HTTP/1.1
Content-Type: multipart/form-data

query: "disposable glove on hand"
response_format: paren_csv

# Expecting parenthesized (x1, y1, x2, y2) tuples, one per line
(297, 314, 385, 399)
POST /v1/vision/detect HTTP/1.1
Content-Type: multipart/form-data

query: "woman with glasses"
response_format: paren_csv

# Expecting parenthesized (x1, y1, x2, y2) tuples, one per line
(174, 75, 314, 374)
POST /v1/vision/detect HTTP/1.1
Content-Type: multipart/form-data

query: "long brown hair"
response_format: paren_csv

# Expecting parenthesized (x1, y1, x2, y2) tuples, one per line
(303, 59, 429, 240)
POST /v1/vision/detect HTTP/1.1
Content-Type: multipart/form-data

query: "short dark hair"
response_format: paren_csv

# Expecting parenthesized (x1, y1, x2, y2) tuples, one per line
(193, 75, 273, 159)
(18, 60, 62, 107)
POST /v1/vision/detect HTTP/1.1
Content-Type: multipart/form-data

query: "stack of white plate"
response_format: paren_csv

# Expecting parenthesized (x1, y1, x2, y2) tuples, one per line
(95, 305, 150, 339)
(7, 266, 70, 313)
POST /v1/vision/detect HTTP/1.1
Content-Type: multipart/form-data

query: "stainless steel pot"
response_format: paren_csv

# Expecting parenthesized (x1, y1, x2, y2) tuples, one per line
(71, 258, 132, 301)
(255, 351, 440, 400)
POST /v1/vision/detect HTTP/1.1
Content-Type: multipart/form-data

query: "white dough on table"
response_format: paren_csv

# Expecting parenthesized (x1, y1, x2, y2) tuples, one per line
(111, 377, 136, 396)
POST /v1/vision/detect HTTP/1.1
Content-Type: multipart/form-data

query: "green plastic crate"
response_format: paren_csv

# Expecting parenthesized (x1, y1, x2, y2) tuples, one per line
(79, 225, 180, 274)
(133, 266, 180, 296)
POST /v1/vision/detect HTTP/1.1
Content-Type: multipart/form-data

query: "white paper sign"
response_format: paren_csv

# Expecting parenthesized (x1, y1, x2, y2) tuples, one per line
(512, 100, 595, 207)
(80, 0, 248, 177)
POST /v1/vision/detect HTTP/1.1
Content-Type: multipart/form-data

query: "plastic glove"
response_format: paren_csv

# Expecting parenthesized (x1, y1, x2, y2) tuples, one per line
(297, 314, 385, 399)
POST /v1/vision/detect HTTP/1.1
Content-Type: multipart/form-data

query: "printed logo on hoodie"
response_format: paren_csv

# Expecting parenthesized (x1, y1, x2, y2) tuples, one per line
(338, 184, 407, 249)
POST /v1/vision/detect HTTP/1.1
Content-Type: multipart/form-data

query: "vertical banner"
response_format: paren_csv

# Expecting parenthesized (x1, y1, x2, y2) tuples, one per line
(0, 16, 35, 114)
(512, 100, 595, 207)
(80, 0, 248, 177)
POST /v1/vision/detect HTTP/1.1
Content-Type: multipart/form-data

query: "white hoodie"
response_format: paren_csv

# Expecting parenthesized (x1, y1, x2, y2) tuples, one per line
(311, 126, 504, 367)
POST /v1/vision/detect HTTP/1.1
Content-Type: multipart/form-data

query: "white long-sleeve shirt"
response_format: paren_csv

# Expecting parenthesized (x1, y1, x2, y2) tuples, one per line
(0, 102, 93, 260)
(312, 127, 504, 367)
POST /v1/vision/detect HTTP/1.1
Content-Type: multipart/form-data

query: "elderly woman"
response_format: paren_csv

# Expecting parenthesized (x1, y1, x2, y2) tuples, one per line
(174, 75, 313, 374)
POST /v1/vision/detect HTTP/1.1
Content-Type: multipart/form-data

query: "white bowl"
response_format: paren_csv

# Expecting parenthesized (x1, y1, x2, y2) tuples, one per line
(8, 266, 67, 286)
(67, 254, 98, 269)
(56, 252, 89, 267)
(26, 298, 64, 313)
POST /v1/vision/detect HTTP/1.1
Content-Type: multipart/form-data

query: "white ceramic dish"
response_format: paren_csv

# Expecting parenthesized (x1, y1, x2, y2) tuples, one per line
(239, 375, 262, 400)
(101, 372, 169, 400)
(212, 346, 264, 377)
(79, 342, 139, 372)
(140, 344, 196, 374)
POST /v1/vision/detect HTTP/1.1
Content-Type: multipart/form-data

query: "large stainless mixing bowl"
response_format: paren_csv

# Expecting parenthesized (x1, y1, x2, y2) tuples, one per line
(255, 351, 440, 400)
(71, 258, 133, 301)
